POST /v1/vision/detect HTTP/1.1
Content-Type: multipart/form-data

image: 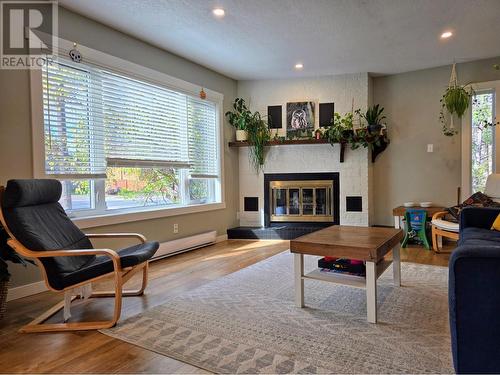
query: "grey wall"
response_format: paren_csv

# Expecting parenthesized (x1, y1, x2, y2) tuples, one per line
(0, 7, 238, 288)
(372, 57, 500, 225)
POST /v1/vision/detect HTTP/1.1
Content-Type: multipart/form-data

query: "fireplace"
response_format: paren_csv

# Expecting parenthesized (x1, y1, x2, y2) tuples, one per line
(264, 173, 340, 227)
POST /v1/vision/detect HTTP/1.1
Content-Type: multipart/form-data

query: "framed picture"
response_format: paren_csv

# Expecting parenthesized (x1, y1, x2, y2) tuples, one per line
(267, 105, 282, 129)
(319, 102, 335, 127)
(286, 101, 315, 138)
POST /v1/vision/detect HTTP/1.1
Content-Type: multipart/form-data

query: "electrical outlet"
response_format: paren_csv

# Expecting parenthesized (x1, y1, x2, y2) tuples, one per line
(427, 144, 433, 153)
(173, 223, 179, 233)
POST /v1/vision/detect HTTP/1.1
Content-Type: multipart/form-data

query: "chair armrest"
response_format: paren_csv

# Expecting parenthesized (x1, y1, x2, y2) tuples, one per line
(6, 238, 121, 268)
(459, 207, 500, 231)
(432, 211, 448, 220)
(85, 233, 147, 244)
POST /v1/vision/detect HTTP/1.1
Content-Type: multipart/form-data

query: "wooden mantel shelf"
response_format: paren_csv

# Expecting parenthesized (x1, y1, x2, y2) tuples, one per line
(229, 138, 347, 162)
(228, 138, 330, 147)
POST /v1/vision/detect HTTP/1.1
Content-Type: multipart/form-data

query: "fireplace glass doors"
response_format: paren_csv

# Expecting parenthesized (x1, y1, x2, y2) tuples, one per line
(270, 180, 333, 222)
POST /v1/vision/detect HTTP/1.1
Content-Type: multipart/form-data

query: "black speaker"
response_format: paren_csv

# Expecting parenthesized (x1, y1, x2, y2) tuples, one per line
(267, 105, 282, 129)
(319, 102, 335, 127)
(244, 197, 259, 211)
(346, 196, 362, 212)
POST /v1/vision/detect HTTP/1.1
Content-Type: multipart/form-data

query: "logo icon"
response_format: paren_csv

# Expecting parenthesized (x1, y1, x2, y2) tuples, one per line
(1, 1, 58, 69)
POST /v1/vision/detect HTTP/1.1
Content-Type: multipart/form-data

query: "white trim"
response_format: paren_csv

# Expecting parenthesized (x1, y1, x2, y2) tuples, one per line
(7, 280, 47, 302)
(462, 80, 500, 198)
(30, 35, 226, 226)
(216, 234, 228, 243)
(73, 202, 226, 229)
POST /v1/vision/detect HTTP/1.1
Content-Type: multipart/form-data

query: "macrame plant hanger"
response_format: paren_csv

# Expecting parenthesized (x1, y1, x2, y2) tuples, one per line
(448, 62, 458, 130)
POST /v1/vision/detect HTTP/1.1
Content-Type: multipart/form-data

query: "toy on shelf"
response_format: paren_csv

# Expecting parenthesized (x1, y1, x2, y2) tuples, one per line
(401, 208, 431, 250)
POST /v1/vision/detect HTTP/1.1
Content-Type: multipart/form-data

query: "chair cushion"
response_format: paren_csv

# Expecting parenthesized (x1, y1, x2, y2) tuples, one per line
(2, 179, 62, 208)
(2, 180, 95, 288)
(432, 219, 460, 232)
(53, 241, 159, 290)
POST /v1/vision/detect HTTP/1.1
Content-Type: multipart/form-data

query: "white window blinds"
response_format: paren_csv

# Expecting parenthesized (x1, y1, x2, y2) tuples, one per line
(188, 97, 219, 178)
(42, 59, 219, 178)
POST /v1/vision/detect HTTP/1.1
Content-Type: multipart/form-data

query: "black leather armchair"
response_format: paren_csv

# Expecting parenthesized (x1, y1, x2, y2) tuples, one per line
(0, 179, 159, 333)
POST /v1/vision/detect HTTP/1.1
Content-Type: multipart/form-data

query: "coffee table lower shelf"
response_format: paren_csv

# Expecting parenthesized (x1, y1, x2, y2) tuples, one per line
(303, 259, 393, 289)
(294, 253, 400, 324)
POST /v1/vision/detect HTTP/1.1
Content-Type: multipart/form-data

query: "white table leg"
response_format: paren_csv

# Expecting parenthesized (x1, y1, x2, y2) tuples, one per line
(392, 243, 401, 287)
(394, 215, 400, 229)
(294, 253, 304, 307)
(366, 261, 377, 323)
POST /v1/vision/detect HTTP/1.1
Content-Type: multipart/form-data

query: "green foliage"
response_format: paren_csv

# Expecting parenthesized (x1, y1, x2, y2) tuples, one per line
(247, 111, 271, 172)
(189, 179, 209, 202)
(443, 86, 473, 117)
(471, 93, 499, 192)
(225, 98, 271, 172)
(360, 104, 386, 125)
(225, 98, 253, 130)
(440, 84, 474, 136)
(324, 111, 390, 152)
(73, 180, 90, 195)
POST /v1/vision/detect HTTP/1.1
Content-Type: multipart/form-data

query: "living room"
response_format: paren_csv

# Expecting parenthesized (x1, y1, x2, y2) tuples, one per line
(0, 0, 500, 373)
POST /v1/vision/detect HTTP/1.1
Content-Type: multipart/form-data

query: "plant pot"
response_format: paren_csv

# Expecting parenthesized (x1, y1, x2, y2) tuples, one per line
(341, 129, 354, 139)
(236, 130, 248, 142)
(368, 124, 382, 134)
(0, 279, 9, 320)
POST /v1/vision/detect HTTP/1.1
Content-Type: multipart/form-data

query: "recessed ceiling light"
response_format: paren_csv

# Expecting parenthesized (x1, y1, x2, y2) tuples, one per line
(212, 8, 225, 17)
(295, 63, 303, 70)
(441, 31, 453, 39)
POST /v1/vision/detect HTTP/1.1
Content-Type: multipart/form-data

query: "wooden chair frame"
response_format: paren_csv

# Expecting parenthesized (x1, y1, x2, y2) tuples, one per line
(431, 211, 459, 253)
(0, 188, 151, 333)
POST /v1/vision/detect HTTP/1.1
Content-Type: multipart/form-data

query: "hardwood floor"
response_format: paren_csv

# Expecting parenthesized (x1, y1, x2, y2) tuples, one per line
(0, 239, 451, 373)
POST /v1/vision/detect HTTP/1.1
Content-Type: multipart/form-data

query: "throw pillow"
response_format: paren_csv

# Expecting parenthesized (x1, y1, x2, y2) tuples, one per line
(491, 214, 500, 231)
(447, 191, 498, 220)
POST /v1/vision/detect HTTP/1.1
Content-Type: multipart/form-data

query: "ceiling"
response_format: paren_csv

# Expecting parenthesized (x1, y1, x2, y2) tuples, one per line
(59, 0, 500, 80)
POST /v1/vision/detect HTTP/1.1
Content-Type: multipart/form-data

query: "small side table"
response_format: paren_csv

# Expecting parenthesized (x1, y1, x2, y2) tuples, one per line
(392, 206, 446, 229)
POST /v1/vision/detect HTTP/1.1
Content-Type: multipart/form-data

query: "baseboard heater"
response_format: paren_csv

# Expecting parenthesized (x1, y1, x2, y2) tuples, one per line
(152, 230, 217, 260)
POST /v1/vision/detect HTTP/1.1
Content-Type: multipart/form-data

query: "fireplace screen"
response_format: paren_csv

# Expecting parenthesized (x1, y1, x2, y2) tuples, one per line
(270, 180, 333, 222)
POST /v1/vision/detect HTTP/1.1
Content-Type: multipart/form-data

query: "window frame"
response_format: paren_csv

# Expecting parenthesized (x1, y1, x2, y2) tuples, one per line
(461, 80, 500, 198)
(30, 36, 225, 229)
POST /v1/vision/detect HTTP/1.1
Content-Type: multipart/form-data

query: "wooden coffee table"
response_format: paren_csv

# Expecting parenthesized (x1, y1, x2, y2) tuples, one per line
(290, 226, 404, 323)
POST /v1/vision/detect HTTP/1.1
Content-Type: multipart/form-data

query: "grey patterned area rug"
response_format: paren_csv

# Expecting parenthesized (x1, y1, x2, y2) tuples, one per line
(101, 253, 453, 374)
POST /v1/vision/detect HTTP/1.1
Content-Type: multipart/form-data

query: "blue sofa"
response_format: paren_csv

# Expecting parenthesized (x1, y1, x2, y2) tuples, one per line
(449, 206, 500, 373)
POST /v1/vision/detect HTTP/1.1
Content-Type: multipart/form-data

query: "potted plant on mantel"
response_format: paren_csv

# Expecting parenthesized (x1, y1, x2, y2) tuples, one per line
(360, 104, 386, 134)
(323, 109, 390, 162)
(0, 224, 32, 320)
(225, 98, 253, 141)
(226, 98, 271, 171)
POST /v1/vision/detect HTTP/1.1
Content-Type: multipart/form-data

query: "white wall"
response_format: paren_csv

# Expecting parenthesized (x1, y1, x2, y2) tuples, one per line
(238, 144, 370, 226)
(372, 57, 500, 225)
(237, 73, 372, 226)
(238, 73, 370, 131)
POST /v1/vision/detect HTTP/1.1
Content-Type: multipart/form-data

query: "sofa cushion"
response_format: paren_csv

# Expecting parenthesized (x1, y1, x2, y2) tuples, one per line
(459, 227, 500, 246)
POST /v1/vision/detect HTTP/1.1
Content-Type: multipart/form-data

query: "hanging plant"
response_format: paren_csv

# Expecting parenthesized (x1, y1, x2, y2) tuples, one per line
(440, 63, 474, 136)
(247, 111, 271, 172)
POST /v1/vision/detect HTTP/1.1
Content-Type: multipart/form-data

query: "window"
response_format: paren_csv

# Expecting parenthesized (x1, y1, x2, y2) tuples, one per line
(41, 58, 221, 219)
(471, 91, 495, 192)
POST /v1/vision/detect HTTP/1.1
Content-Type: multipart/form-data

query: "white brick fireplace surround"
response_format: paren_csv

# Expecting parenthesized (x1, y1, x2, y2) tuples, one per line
(238, 144, 372, 227)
